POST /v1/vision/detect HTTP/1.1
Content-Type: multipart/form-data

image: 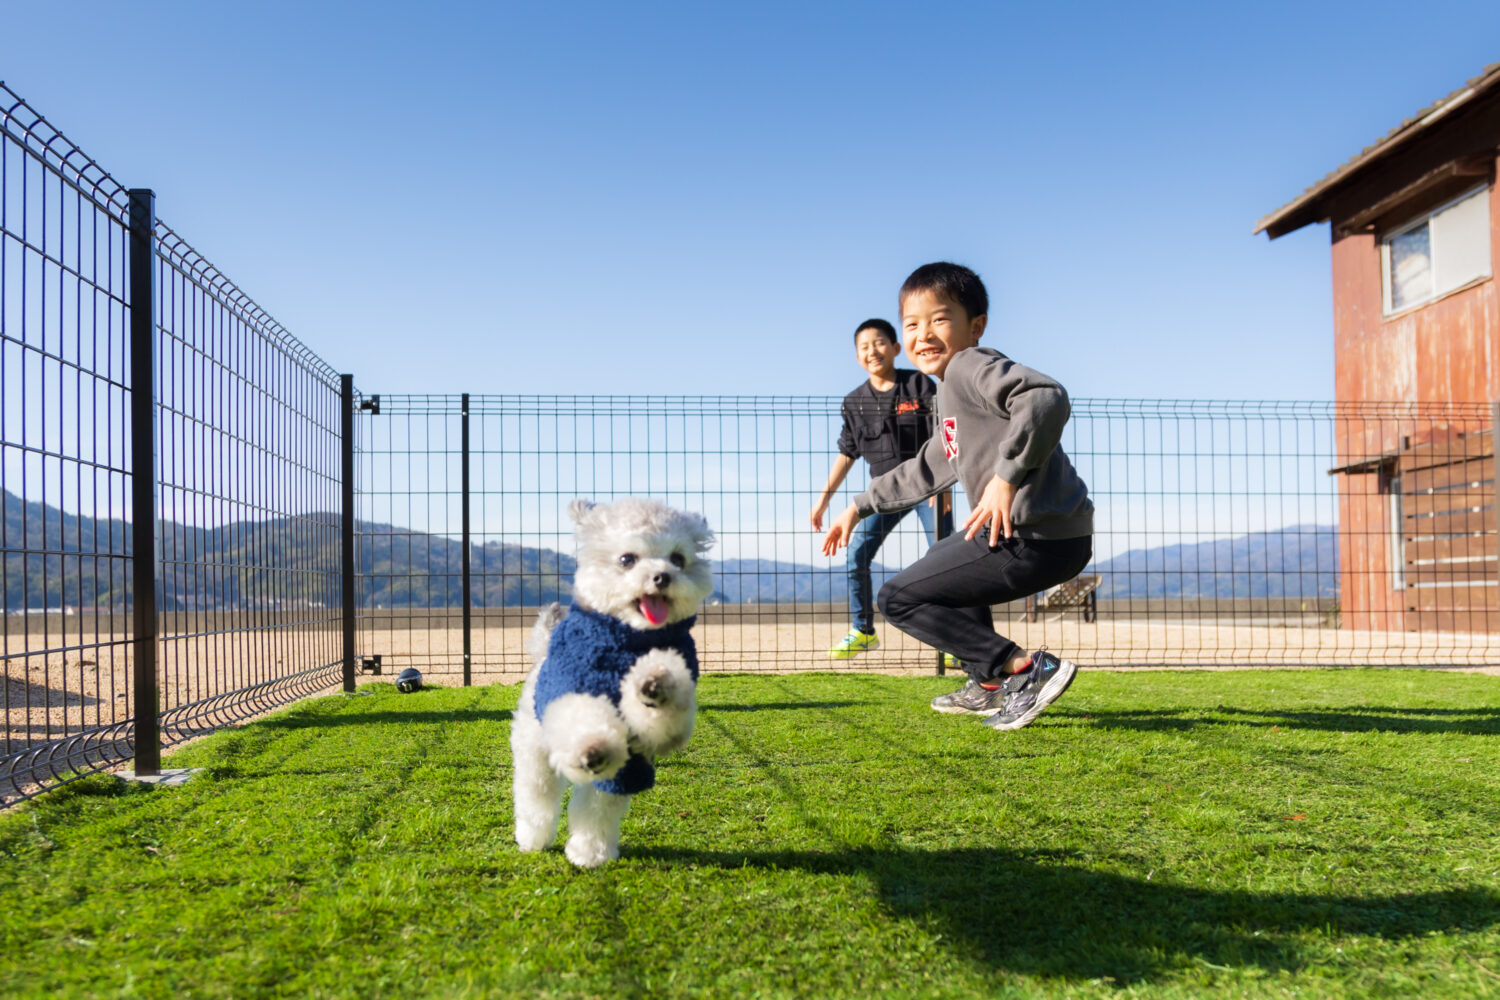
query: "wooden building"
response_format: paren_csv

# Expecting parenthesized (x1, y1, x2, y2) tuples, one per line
(1256, 63, 1500, 633)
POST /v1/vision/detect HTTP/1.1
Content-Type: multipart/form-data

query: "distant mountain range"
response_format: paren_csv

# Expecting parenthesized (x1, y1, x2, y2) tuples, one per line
(2, 489, 575, 611)
(1093, 525, 1338, 599)
(3, 489, 1337, 610)
(711, 526, 1338, 603)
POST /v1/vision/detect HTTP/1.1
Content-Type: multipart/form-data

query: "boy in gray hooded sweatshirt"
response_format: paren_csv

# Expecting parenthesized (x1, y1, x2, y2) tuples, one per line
(821, 262, 1094, 731)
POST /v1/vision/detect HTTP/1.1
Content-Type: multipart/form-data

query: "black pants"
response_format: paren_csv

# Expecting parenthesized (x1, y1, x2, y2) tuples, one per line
(876, 532, 1093, 683)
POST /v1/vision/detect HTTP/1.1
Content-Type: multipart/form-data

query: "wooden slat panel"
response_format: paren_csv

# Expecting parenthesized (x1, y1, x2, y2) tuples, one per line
(1399, 431, 1493, 473)
(1407, 608, 1500, 632)
(1408, 508, 1496, 537)
(1405, 583, 1499, 610)
(1406, 534, 1498, 562)
(1404, 489, 1494, 516)
(1404, 457, 1493, 493)
(1404, 564, 1498, 587)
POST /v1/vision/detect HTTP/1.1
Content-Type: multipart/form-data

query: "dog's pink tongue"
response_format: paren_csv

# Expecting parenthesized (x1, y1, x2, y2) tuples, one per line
(640, 595, 669, 626)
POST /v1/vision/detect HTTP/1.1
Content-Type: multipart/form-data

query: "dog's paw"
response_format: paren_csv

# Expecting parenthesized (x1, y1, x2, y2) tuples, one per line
(624, 649, 695, 709)
(564, 832, 620, 868)
(620, 649, 697, 756)
(515, 819, 556, 852)
(553, 733, 628, 785)
(580, 741, 622, 775)
(638, 672, 668, 707)
(540, 693, 629, 785)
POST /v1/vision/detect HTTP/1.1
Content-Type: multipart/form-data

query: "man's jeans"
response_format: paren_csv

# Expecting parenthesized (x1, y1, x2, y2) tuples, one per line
(847, 502, 954, 633)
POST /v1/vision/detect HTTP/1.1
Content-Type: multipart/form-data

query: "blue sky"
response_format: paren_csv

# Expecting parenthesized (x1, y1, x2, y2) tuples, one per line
(4, 1, 1499, 402)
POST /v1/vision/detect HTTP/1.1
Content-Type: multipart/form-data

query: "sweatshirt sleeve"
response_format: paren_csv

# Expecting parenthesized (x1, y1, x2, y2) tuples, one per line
(964, 352, 1072, 485)
(851, 431, 957, 516)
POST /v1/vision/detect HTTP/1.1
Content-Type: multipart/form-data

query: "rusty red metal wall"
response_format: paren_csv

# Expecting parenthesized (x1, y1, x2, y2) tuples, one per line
(1332, 175, 1500, 404)
(1330, 163, 1500, 630)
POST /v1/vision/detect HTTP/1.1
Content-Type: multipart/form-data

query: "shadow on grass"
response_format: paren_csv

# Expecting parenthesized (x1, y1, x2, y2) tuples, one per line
(1056, 705, 1500, 736)
(256, 702, 869, 728)
(636, 844, 1500, 984)
(701, 701, 868, 712)
(257, 709, 514, 729)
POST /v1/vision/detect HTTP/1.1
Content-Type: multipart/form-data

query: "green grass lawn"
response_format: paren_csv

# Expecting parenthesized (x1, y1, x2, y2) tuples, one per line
(2, 669, 1498, 999)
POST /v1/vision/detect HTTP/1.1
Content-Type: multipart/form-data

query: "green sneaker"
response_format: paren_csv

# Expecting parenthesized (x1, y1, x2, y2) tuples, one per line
(829, 629, 879, 659)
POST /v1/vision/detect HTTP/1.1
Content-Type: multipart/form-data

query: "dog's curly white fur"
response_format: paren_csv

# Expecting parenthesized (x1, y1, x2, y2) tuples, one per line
(510, 497, 713, 867)
(566, 497, 715, 630)
(621, 648, 697, 756)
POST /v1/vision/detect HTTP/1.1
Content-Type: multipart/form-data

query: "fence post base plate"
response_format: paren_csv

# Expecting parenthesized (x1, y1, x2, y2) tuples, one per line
(115, 768, 202, 788)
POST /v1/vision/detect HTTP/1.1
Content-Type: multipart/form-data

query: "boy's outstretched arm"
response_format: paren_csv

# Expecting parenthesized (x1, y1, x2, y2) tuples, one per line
(854, 433, 956, 518)
(821, 504, 862, 555)
(810, 454, 856, 531)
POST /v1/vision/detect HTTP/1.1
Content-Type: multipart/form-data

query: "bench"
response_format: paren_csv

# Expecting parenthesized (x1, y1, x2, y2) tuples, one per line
(1025, 574, 1101, 623)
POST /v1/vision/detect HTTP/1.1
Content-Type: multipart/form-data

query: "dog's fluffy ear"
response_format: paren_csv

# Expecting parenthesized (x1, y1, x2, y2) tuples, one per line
(568, 498, 597, 527)
(685, 511, 715, 555)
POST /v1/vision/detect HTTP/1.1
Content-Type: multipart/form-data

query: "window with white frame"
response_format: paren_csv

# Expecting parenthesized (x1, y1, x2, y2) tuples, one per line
(1381, 184, 1492, 314)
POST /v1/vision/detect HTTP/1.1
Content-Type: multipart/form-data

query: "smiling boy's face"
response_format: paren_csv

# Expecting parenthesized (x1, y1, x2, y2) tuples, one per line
(854, 326, 900, 380)
(900, 288, 987, 379)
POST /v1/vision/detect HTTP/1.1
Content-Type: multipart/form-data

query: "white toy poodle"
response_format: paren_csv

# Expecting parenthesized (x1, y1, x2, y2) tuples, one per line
(510, 497, 714, 867)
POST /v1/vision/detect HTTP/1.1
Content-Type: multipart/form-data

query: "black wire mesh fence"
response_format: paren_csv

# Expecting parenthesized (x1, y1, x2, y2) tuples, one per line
(352, 395, 1500, 681)
(1, 83, 135, 804)
(1, 83, 346, 805)
(146, 216, 346, 755)
(5, 81, 1500, 809)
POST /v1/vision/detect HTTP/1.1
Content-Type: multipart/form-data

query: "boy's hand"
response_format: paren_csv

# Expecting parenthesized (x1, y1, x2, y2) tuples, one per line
(809, 499, 829, 531)
(963, 475, 1017, 547)
(821, 504, 861, 556)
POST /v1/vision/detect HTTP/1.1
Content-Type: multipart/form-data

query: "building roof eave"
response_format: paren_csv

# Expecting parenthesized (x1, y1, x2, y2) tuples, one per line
(1255, 63, 1500, 239)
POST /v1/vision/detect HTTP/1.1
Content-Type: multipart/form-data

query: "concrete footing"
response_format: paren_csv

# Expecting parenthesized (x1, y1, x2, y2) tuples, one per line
(116, 768, 202, 787)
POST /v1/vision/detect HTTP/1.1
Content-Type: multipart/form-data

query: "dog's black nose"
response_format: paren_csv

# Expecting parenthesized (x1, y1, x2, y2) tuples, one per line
(653, 572, 672, 588)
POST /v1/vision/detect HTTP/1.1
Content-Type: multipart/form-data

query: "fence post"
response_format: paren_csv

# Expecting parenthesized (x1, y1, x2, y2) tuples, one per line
(341, 375, 356, 693)
(127, 189, 160, 775)
(461, 393, 473, 686)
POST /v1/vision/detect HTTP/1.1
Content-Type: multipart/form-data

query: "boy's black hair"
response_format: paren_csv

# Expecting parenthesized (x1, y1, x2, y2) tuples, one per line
(899, 262, 989, 320)
(853, 318, 898, 345)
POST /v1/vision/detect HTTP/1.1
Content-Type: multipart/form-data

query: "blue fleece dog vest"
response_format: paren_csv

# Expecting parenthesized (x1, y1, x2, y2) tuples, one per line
(533, 606, 699, 796)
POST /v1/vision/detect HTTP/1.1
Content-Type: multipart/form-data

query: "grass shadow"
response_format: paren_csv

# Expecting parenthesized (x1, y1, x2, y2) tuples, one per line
(701, 701, 868, 712)
(1056, 705, 1500, 736)
(257, 708, 514, 729)
(635, 845, 1500, 984)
